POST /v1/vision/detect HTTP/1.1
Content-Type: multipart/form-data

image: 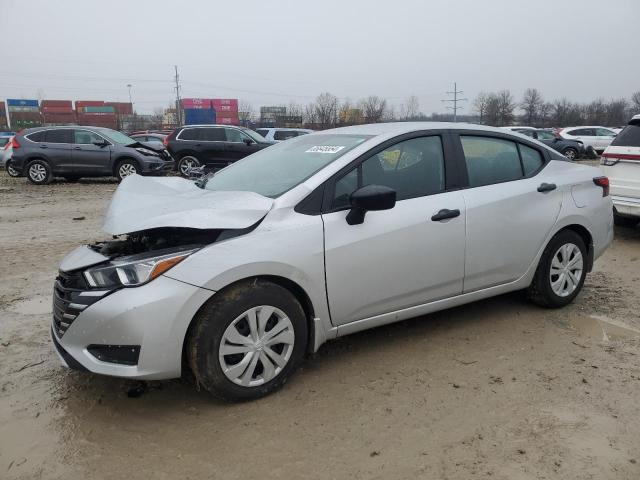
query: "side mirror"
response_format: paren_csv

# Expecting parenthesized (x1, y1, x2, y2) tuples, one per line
(346, 185, 396, 225)
(243, 138, 254, 146)
(93, 140, 108, 148)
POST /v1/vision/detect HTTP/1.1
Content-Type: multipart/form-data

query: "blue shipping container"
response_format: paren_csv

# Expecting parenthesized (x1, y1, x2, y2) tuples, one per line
(7, 98, 39, 107)
(184, 108, 216, 125)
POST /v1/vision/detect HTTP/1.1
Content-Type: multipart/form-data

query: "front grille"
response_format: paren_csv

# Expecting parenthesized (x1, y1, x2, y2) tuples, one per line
(52, 270, 107, 338)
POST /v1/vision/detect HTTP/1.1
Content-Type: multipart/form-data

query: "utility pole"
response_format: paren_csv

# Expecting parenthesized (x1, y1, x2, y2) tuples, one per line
(174, 65, 182, 126)
(126, 84, 133, 108)
(442, 82, 468, 122)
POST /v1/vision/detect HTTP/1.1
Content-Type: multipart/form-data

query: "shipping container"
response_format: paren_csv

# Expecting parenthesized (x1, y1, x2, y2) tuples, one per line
(8, 111, 42, 120)
(75, 100, 104, 109)
(216, 115, 239, 126)
(42, 113, 77, 123)
(105, 102, 133, 115)
(184, 108, 216, 125)
(7, 98, 39, 108)
(41, 106, 75, 114)
(211, 98, 239, 110)
(80, 106, 116, 114)
(181, 98, 212, 109)
(8, 106, 40, 113)
(213, 104, 239, 113)
(0, 101, 5, 113)
(41, 100, 73, 108)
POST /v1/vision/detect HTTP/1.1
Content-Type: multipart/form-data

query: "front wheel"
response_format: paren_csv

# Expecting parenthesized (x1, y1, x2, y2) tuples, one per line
(177, 155, 201, 177)
(562, 147, 578, 161)
(6, 160, 20, 177)
(527, 230, 587, 308)
(115, 159, 139, 181)
(187, 279, 308, 401)
(26, 159, 52, 185)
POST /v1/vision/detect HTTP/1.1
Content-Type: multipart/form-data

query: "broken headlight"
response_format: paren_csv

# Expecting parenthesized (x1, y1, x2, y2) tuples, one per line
(83, 248, 197, 288)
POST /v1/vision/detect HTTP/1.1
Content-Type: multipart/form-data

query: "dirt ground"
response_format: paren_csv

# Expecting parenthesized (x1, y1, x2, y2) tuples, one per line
(1, 170, 640, 480)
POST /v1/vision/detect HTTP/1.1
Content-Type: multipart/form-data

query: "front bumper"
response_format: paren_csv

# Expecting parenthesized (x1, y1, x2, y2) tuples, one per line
(52, 275, 214, 380)
(141, 159, 175, 175)
(612, 194, 640, 218)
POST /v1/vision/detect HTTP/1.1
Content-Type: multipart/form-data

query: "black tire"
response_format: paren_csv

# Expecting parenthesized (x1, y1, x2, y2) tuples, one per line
(527, 230, 587, 308)
(177, 155, 201, 177)
(614, 214, 638, 228)
(64, 176, 81, 182)
(562, 147, 578, 161)
(187, 279, 308, 401)
(115, 159, 139, 182)
(5, 160, 20, 177)
(25, 159, 52, 185)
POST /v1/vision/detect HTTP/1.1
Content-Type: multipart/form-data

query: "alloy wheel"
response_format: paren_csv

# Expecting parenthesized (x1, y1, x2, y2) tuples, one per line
(29, 163, 47, 182)
(549, 243, 583, 297)
(6, 163, 19, 177)
(219, 305, 295, 387)
(564, 149, 577, 160)
(179, 157, 200, 175)
(118, 163, 137, 178)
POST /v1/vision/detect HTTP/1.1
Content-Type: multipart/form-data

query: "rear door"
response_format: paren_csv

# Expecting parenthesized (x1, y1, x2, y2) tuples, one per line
(568, 128, 596, 149)
(42, 129, 73, 172)
(199, 127, 228, 168)
(71, 129, 112, 174)
(595, 127, 616, 151)
(323, 132, 466, 325)
(454, 133, 563, 292)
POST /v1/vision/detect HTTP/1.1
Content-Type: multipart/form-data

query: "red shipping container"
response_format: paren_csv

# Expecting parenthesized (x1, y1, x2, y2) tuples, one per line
(0, 101, 6, 113)
(216, 116, 239, 125)
(213, 104, 239, 113)
(42, 106, 75, 114)
(41, 100, 73, 108)
(211, 99, 238, 110)
(105, 102, 133, 115)
(182, 98, 211, 109)
(76, 100, 105, 108)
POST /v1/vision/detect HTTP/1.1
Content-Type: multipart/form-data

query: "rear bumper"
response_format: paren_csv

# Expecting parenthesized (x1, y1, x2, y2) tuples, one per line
(612, 195, 640, 218)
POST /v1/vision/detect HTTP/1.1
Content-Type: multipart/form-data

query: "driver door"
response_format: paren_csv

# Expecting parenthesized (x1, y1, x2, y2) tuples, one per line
(71, 129, 112, 174)
(322, 134, 466, 326)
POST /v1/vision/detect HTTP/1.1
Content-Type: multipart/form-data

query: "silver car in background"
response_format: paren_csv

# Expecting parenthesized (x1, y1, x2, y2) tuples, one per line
(52, 122, 613, 401)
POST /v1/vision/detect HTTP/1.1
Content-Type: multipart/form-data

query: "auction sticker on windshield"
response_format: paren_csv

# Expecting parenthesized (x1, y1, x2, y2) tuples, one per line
(305, 145, 345, 154)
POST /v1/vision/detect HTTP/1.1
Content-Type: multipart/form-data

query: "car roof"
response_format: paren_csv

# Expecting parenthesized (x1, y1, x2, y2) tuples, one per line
(320, 122, 522, 137)
(179, 124, 244, 129)
(563, 125, 613, 129)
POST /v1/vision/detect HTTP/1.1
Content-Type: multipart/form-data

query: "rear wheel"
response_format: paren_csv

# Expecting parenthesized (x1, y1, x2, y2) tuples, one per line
(177, 155, 201, 176)
(26, 159, 52, 185)
(527, 230, 587, 308)
(115, 159, 139, 181)
(187, 279, 308, 401)
(5, 160, 20, 177)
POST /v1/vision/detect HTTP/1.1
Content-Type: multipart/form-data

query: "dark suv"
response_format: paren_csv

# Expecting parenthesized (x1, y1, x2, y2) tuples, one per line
(165, 125, 274, 176)
(10, 126, 174, 184)
(514, 128, 588, 160)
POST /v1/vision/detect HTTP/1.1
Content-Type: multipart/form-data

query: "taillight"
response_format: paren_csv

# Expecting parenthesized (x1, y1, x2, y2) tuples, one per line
(162, 136, 169, 147)
(10, 137, 20, 149)
(593, 176, 609, 197)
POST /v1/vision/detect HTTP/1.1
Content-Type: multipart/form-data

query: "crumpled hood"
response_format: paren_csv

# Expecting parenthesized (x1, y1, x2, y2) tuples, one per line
(103, 174, 274, 235)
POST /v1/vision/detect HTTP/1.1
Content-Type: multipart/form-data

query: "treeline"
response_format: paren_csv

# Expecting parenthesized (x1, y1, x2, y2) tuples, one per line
(472, 88, 640, 128)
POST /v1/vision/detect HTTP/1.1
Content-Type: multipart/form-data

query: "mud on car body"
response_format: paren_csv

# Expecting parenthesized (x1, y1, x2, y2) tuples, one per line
(53, 123, 613, 401)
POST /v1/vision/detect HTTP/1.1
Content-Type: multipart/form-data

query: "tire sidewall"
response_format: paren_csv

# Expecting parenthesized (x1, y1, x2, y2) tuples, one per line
(115, 159, 139, 181)
(26, 159, 52, 185)
(562, 148, 577, 160)
(188, 280, 308, 401)
(6, 161, 20, 177)
(536, 231, 587, 307)
(178, 155, 201, 176)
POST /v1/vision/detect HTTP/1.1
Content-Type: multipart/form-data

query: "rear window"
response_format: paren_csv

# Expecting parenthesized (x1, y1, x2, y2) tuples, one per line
(178, 128, 200, 141)
(611, 124, 640, 147)
(45, 129, 72, 143)
(26, 131, 45, 142)
(274, 130, 298, 141)
(256, 129, 269, 137)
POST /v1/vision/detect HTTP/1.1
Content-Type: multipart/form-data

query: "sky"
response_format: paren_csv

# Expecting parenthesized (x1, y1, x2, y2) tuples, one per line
(2, 0, 639, 115)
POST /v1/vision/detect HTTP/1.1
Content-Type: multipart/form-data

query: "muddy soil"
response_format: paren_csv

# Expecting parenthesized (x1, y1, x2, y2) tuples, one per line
(1, 172, 639, 480)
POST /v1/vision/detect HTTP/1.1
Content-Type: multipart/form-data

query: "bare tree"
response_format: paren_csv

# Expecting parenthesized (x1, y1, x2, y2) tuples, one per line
(631, 91, 640, 114)
(400, 95, 420, 120)
(304, 102, 318, 126)
(496, 90, 516, 126)
(287, 102, 303, 119)
(606, 98, 629, 126)
(550, 98, 582, 126)
(584, 98, 607, 125)
(239, 100, 254, 124)
(360, 95, 387, 123)
(313, 92, 338, 128)
(473, 92, 489, 124)
(520, 88, 544, 126)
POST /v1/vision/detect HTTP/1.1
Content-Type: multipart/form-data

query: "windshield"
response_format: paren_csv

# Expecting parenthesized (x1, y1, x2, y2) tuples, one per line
(242, 128, 267, 143)
(204, 133, 372, 198)
(95, 127, 136, 145)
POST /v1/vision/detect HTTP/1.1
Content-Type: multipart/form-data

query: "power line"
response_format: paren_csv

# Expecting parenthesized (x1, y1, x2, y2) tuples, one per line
(441, 82, 468, 122)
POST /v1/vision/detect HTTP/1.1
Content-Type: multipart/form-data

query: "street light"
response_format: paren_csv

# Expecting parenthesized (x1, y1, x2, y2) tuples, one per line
(126, 84, 133, 109)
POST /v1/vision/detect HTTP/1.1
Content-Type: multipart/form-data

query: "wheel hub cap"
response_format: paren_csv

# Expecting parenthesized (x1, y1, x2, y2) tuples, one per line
(549, 243, 583, 297)
(119, 164, 136, 177)
(29, 164, 46, 182)
(219, 305, 295, 387)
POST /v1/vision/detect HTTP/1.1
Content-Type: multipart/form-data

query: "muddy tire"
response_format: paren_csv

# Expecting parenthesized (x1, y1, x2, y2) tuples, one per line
(527, 230, 587, 308)
(26, 159, 52, 185)
(187, 279, 308, 401)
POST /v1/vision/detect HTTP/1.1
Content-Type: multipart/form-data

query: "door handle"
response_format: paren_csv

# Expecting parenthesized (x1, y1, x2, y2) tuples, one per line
(73, 147, 81, 150)
(431, 208, 460, 221)
(537, 182, 557, 193)
(39, 144, 48, 149)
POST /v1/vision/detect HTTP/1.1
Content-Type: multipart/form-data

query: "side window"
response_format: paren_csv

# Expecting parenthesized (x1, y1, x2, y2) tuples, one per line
(567, 129, 585, 136)
(225, 128, 246, 143)
(179, 128, 200, 141)
(331, 136, 445, 209)
(519, 144, 544, 175)
(201, 128, 226, 141)
(256, 129, 269, 138)
(596, 128, 615, 136)
(461, 136, 522, 187)
(74, 130, 103, 144)
(44, 129, 72, 144)
(537, 131, 556, 140)
(274, 130, 297, 141)
(26, 131, 45, 142)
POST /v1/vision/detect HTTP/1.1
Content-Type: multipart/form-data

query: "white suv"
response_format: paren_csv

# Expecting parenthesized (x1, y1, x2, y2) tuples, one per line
(601, 115, 640, 226)
(560, 126, 617, 153)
